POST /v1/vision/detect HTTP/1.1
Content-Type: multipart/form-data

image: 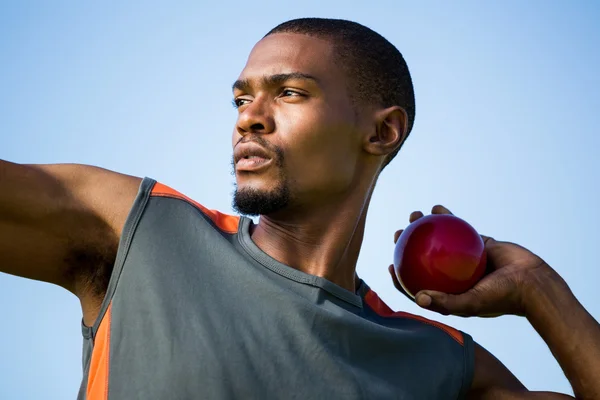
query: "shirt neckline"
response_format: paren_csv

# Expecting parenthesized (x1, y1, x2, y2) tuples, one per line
(237, 216, 364, 308)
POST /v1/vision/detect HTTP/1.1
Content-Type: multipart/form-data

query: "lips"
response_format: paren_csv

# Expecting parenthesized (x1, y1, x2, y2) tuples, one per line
(234, 142, 273, 164)
(234, 142, 274, 171)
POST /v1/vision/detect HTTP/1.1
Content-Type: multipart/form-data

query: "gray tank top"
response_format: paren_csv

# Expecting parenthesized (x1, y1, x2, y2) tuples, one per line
(78, 177, 474, 399)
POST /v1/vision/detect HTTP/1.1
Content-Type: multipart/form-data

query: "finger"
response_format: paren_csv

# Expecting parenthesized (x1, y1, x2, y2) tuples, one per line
(481, 235, 495, 245)
(393, 229, 403, 244)
(414, 289, 481, 317)
(480, 236, 500, 275)
(388, 265, 402, 291)
(431, 205, 453, 215)
(388, 265, 412, 301)
(409, 211, 424, 223)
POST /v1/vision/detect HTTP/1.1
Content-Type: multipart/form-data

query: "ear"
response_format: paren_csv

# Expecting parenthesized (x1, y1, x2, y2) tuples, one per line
(364, 106, 408, 157)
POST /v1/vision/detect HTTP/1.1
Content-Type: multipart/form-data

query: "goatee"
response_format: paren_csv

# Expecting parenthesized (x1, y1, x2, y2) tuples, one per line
(232, 183, 290, 217)
(231, 136, 289, 216)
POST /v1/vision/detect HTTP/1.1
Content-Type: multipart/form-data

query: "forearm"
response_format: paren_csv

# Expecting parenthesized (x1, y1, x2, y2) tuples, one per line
(523, 267, 600, 399)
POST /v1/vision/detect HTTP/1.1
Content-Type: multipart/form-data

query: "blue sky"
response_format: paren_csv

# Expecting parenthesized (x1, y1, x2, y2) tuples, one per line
(1, 1, 599, 398)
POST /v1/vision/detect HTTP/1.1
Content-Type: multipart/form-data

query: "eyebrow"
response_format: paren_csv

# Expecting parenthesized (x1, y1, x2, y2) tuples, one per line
(232, 72, 319, 92)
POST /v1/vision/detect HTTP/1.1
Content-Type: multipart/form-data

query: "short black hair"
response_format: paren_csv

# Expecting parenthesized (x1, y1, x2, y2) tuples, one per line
(265, 18, 415, 169)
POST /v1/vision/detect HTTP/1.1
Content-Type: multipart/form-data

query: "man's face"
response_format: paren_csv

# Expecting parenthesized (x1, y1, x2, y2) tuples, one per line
(231, 33, 366, 216)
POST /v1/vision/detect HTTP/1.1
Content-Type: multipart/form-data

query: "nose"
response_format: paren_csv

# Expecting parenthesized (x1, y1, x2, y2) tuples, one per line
(235, 97, 275, 137)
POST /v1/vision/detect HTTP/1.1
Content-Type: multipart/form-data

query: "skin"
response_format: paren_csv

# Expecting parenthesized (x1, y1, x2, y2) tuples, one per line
(232, 33, 600, 398)
(0, 162, 140, 326)
(391, 206, 600, 399)
(232, 33, 406, 291)
(2, 34, 389, 323)
(1, 31, 598, 398)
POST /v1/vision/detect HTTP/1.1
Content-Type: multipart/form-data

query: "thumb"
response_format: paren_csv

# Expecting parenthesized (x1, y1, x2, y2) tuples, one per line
(415, 290, 481, 317)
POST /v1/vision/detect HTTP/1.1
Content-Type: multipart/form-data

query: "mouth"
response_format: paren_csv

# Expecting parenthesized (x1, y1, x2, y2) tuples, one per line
(233, 142, 275, 172)
(235, 155, 273, 172)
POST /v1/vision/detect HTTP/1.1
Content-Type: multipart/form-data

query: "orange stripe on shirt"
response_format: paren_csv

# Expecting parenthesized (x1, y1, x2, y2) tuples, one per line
(364, 289, 464, 346)
(87, 303, 112, 400)
(151, 182, 240, 234)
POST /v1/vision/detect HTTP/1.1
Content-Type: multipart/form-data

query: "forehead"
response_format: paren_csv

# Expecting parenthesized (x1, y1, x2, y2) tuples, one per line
(239, 33, 339, 83)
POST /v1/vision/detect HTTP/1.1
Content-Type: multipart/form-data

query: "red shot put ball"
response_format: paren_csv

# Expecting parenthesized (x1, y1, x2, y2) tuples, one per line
(394, 214, 487, 298)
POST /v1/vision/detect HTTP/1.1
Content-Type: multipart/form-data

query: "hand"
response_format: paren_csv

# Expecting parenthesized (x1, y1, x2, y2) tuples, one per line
(388, 205, 555, 318)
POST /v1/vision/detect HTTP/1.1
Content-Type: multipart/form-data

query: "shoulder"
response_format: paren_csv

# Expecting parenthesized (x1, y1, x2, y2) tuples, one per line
(79, 178, 241, 324)
(148, 181, 240, 234)
(361, 285, 467, 346)
(360, 284, 476, 398)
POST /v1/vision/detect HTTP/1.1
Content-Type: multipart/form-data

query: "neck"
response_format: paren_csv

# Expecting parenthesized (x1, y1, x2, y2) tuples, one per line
(250, 182, 375, 293)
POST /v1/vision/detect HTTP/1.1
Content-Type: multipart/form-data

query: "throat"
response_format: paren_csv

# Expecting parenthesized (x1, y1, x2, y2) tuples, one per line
(249, 209, 367, 293)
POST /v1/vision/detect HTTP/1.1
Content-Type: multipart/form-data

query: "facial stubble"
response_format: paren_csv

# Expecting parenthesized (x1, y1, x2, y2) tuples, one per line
(231, 141, 290, 217)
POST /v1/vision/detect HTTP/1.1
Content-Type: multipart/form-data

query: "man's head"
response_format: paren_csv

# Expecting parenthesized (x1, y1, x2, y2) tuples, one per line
(232, 18, 415, 217)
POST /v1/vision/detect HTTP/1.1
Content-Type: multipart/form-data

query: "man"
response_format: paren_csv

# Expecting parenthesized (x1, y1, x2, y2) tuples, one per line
(1, 17, 598, 399)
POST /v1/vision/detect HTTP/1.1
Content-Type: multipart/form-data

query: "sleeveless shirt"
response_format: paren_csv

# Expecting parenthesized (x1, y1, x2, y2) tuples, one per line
(78, 178, 474, 399)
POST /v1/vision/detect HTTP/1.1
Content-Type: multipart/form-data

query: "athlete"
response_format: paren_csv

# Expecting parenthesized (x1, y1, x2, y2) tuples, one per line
(1, 18, 599, 399)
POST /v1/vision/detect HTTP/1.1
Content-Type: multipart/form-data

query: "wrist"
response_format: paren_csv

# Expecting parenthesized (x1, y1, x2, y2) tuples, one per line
(520, 263, 574, 320)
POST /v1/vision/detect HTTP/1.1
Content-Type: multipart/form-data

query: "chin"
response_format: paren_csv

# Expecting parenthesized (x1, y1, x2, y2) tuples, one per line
(232, 177, 290, 217)
(235, 177, 275, 194)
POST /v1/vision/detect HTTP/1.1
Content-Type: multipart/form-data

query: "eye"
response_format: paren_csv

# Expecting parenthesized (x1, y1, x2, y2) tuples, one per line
(281, 89, 302, 97)
(232, 98, 250, 109)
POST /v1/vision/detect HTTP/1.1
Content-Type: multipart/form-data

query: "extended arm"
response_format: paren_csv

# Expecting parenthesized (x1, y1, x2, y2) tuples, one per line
(0, 160, 140, 321)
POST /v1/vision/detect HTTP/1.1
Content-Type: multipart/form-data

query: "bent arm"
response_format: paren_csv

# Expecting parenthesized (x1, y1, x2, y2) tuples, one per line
(0, 160, 141, 296)
(523, 270, 600, 399)
(469, 343, 575, 399)
(470, 269, 600, 399)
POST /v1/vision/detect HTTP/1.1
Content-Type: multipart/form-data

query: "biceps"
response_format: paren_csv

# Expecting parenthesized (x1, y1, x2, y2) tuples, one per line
(0, 162, 139, 293)
(0, 206, 114, 293)
(470, 342, 526, 393)
(468, 343, 574, 399)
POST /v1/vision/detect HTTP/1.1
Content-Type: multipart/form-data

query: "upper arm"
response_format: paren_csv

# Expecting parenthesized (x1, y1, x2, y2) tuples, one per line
(0, 161, 141, 296)
(468, 342, 574, 399)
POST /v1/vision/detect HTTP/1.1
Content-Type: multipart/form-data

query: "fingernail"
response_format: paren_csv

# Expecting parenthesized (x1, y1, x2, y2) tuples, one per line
(416, 294, 432, 308)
